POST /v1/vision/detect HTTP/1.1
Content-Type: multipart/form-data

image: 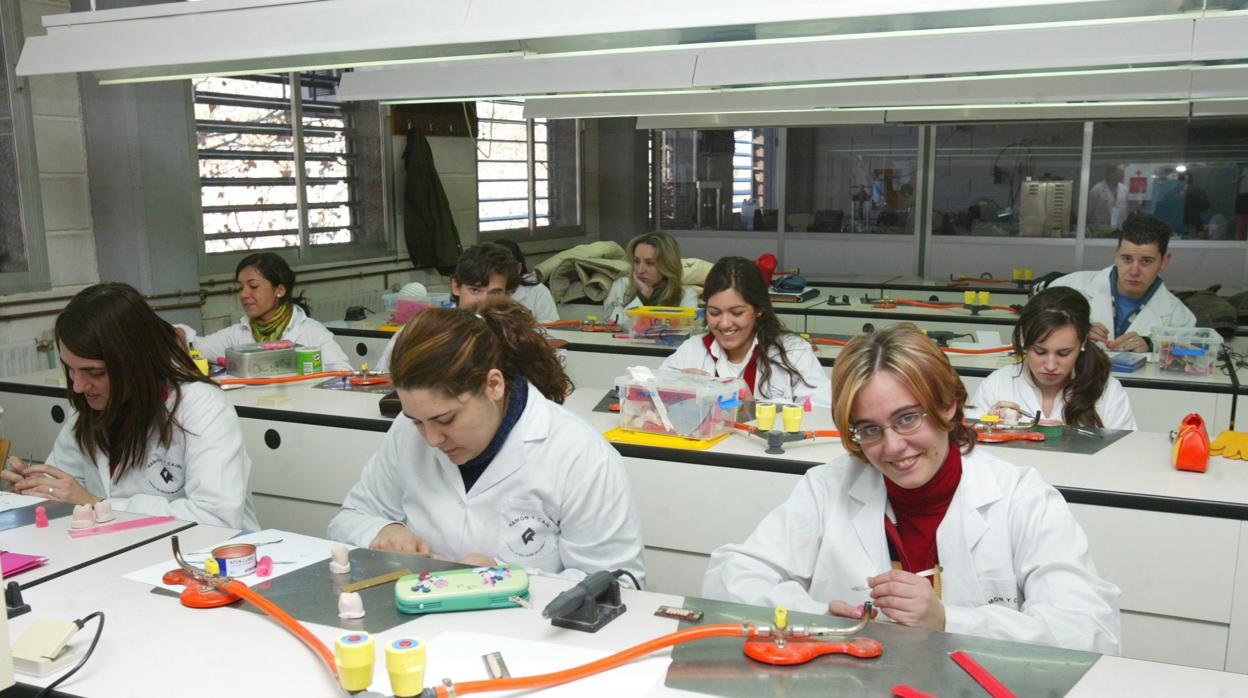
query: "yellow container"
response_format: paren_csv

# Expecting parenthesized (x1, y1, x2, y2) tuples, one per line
(385, 637, 426, 698)
(336, 632, 376, 692)
(963, 290, 976, 305)
(626, 306, 700, 346)
(1024, 268, 1035, 281)
(756, 403, 777, 431)
(1012, 267, 1023, 280)
(977, 291, 991, 306)
(782, 404, 804, 433)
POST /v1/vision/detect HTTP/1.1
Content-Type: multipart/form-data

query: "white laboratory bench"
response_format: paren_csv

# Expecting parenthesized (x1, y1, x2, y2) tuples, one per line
(6, 521, 1248, 697)
(4, 369, 1248, 672)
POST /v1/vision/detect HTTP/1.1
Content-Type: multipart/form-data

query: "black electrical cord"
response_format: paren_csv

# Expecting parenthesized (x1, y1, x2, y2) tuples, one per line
(35, 611, 105, 698)
(612, 569, 642, 591)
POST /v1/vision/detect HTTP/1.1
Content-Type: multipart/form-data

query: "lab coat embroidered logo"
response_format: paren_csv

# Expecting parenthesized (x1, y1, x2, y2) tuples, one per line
(503, 511, 555, 559)
(146, 456, 185, 494)
(521, 528, 537, 545)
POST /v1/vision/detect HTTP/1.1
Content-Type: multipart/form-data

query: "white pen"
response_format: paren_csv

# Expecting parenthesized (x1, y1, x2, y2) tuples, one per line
(852, 564, 943, 591)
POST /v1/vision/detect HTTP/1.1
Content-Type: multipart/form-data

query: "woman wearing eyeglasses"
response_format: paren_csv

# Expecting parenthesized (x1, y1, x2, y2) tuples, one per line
(702, 324, 1121, 654)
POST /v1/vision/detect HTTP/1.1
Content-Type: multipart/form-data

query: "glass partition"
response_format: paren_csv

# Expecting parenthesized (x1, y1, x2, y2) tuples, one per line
(657, 128, 778, 231)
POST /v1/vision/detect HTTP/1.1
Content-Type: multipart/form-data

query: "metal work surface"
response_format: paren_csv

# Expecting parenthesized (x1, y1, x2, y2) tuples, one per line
(314, 375, 395, 395)
(666, 597, 1098, 697)
(157, 547, 469, 633)
(991, 427, 1131, 455)
(0, 501, 73, 532)
(593, 390, 618, 414)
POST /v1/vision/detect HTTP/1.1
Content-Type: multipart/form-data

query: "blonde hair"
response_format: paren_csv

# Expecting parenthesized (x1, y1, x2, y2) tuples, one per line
(831, 323, 975, 461)
(626, 232, 686, 307)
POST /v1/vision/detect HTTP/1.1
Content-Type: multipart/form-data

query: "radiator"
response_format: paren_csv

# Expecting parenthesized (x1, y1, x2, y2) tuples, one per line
(310, 291, 385, 324)
(0, 340, 50, 379)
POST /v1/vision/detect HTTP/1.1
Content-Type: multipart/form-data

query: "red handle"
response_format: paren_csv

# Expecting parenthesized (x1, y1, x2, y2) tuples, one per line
(951, 650, 1017, 698)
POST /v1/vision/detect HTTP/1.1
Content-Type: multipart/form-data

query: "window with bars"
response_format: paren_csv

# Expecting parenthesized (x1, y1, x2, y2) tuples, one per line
(193, 72, 360, 254)
(475, 100, 581, 239)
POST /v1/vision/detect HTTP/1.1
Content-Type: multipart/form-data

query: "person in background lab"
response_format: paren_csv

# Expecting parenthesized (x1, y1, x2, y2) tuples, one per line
(1086, 165, 1128, 233)
(660, 256, 830, 407)
(1181, 172, 1211, 236)
(603, 232, 698, 323)
(968, 287, 1136, 430)
(1, 283, 259, 529)
(180, 251, 351, 371)
(329, 298, 644, 585)
(377, 243, 521, 372)
(703, 324, 1120, 654)
(495, 238, 560, 324)
(1050, 213, 1195, 352)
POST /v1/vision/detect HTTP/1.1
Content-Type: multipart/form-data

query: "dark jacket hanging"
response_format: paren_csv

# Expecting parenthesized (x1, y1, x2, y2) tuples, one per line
(403, 127, 462, 275)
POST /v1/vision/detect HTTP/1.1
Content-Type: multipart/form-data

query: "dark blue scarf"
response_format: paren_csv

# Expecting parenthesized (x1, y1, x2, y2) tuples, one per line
(459, 376, 528, 493)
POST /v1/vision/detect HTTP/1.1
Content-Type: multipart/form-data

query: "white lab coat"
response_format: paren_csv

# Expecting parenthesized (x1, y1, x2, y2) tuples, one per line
(1050, 266, 1195, 340)
(603, 276, 699, 324)
(702, 447, 1121, 654)
(48, 381, 260, 530)
(328, 383, 646, 585)
(967, 363, 1137, 430)
(660, 332, 832, 408)
(181, 305, 353, 371)
(512, 282, 561, 324)
(1086, 180, 1128, 230)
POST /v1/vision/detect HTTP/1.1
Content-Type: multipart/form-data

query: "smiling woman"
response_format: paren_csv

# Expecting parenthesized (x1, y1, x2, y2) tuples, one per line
(328, 297, 645, 587)
(0, 283, 259, 529)
(702, 323, 1122, 654)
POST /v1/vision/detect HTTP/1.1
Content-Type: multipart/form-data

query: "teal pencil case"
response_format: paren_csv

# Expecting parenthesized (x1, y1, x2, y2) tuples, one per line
(394, 565, 529, 615)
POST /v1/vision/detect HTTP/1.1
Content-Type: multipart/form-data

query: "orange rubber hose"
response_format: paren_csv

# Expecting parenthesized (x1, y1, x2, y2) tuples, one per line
(437, 624, 747, 697)
(811, 336, 1013, 355)
(805, 430, 840, 438)
(218, 371, 351, 386)
(540, 320, 583, 328)
(222, 579, 338, 679)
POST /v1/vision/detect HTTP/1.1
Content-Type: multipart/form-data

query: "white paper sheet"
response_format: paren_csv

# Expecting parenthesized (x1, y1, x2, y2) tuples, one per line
(0, 491, 47, 513)
(418, 631, 668, 697)
(123, 529, 347, 590)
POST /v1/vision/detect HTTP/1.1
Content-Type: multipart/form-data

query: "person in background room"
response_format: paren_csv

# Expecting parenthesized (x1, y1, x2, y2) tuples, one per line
(660, 256, 830, 407)
(2, 283, 259, 529)
(377, 242, 521, 372)
(329, 298, 644, 585)
(603, 232, 698, 323)
(968, 287, 1135, 430)
(495, 238, 560, 324)
(1051, 213, 1195, 352)
(703, 324, 1121, 654)
(180, 251, 352, 371)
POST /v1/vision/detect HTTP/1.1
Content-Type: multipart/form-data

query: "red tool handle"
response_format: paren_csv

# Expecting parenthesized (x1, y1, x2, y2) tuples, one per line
(951, 650, 1017, 698)
(893, 686, 940, 698)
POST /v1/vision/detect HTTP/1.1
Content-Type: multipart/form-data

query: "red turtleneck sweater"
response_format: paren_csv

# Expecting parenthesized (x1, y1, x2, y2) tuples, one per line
(883, 440, 963, 575)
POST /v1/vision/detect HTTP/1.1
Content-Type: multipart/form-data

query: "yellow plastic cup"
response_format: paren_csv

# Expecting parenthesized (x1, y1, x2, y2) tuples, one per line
(782, 404, 803, 433)
(335, 632, 376, 692)
(977, 290, 991, 306)
(963, 290, 976, 305)
(756, 403, 777, 431)
(385, 637, 426, 698)
(1024, 268, 1035, 281)
(1012, 267, 1022, 280)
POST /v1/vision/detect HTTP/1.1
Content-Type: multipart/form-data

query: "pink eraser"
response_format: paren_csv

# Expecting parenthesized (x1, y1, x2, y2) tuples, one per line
(34, 506, 48, 528)
(215, 356, 226, 366)
(256, 555, 273, 577)
(804, 397, 812, 412)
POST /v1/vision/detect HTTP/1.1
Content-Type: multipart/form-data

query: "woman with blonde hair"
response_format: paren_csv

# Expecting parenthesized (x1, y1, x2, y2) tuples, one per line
(702, 323, 1120, 653)
(329, 297, 644, 585)
(603, 232, 698, 322)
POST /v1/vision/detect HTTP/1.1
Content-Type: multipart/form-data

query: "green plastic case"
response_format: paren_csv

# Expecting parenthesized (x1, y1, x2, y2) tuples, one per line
(394, 565, 529, 615)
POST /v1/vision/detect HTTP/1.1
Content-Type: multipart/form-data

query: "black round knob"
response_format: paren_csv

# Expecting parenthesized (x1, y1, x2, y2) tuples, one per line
(264, 429, 281, 450)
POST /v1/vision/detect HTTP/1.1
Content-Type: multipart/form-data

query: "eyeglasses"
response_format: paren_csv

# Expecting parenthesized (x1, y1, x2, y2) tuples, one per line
(850, 411, 928, 445)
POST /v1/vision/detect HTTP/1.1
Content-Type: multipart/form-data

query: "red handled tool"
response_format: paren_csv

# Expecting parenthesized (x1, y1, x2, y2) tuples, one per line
(951, 650, 1017, 698)
(976, 431, 1045, 443)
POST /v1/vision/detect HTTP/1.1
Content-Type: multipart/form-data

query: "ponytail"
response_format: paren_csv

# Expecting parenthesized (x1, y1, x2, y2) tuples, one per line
(390, 298, 573, 403)
(1062, 344, 1111, 428)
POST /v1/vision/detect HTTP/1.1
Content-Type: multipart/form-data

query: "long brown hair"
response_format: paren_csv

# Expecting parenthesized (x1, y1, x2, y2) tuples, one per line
(701, 256, 811, 398)
(390, 297, 572, 402)
(54, 283, 214, 479)
(832, 324, 976, 462)
(625, 232, 686, 307)
(1014, 287, 1111, 428)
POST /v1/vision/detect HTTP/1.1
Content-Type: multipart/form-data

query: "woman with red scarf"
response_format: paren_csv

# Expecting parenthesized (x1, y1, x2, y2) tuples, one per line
(702, 324, 1121, 654)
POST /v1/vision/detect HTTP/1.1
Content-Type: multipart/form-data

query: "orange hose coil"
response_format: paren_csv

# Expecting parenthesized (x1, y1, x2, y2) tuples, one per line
(218, 371, 352, 386)
(222, 579, 339, 679)
(809, 337, 1014, 355)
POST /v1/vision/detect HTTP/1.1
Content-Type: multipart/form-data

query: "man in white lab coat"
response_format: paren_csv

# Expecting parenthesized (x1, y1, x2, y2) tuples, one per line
(1086, 164, 1128, 233)
(1051, 213, 1194, 352)
(703, 325, 1121, 654)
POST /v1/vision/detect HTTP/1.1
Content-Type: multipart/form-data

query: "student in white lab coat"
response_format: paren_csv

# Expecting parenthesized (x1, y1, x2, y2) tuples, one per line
(180, 252, 352, 371)
(496, 238, 560, 324)
(661, 256, 830, 407)
(329, 298, 645, 585)
(603, 232, 698, 323)
(969, 287, 1136, 430)
(1051, 213, 1195, 352)
(703, 324, 1121, 654)
(1, 283, 259, 529)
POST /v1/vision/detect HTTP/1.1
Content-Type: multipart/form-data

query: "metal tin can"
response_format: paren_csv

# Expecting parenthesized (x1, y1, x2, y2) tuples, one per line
(212, 543, 258, 577)
(296, 347, 322, 375)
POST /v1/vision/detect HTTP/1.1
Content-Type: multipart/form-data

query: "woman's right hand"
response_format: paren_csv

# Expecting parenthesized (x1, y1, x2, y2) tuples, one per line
(988, 401, 1022, 417)
(828, 600, 878, 620)
(369, 523, 431, 555)
(633, 272, 654, 299)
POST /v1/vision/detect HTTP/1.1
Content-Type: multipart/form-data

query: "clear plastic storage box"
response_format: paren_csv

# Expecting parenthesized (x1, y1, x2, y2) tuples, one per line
(614, 369, 746, 440)
(384, 292, 453, 324)
(626, 306, 701, 346)
(1153, 327, 1223, 376)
